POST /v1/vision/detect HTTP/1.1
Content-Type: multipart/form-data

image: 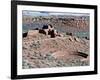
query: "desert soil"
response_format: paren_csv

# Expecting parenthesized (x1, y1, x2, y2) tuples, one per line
(22, 33, 89, 69)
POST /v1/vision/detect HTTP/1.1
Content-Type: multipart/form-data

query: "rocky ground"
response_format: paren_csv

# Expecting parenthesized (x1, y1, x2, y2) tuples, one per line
(22, 32, 89, 69)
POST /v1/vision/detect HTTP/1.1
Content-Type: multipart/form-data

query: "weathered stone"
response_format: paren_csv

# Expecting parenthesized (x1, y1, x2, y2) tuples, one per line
(28, 30, 39, 36)
(74, 37, 80, 42)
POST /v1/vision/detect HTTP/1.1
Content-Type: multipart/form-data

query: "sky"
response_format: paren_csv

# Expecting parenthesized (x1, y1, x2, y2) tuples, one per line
(22, 10, 90, 17)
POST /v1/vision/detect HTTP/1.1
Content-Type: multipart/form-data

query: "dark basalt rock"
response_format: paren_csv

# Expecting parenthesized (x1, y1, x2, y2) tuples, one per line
(23, 32, 28, 38)
(77, 51, 88, 58)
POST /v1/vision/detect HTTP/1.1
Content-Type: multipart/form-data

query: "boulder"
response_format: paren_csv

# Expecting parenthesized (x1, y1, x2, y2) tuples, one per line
(74, 37, 80, 42)
(23, 32, 28, 38)
(69, 36, 74, 42)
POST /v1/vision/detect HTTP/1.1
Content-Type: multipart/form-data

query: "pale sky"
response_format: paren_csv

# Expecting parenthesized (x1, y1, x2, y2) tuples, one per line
(22, 10, 90, 17)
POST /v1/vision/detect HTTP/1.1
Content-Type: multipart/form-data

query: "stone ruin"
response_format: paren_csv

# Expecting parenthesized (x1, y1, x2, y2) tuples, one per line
(23, 24, 63, 38)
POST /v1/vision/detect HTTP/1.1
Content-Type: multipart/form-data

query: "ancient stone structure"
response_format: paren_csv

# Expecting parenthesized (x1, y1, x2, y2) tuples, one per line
(24, 24, 62, 38)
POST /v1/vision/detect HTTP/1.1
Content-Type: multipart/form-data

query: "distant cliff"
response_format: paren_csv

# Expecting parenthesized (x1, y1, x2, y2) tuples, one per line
(23, 15, 89, 33)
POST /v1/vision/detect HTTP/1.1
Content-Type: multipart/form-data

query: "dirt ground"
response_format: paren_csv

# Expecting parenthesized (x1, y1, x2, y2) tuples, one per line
(22, 32, 89, 69)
